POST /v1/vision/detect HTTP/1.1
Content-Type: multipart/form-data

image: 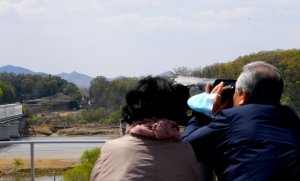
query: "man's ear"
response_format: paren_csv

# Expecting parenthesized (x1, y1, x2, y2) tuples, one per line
(239, 89, 248, 105)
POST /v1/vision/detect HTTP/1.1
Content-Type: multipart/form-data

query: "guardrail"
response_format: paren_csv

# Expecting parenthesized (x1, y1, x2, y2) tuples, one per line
(0, 104, 22, 120)
(0, 140, 106, 181)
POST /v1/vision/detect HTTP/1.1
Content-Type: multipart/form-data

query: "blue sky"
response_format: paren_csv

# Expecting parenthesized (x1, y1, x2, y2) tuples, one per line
(0, 0, 299, 78)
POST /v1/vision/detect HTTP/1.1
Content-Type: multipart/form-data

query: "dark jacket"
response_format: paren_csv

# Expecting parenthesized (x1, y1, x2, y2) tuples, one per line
(182, 104, 300, 181)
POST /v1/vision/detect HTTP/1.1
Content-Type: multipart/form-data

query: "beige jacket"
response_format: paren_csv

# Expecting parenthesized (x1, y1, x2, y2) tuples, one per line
(90, 134, 200, 181)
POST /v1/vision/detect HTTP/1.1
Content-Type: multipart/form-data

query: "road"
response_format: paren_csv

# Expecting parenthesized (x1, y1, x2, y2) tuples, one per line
(0, 135, 117, 162)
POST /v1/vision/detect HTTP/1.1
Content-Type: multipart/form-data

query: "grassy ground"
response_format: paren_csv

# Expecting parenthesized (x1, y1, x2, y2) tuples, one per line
(31, 123, 120, 136)
(0, 158, 75, 178)
(1, 109, 120, 178)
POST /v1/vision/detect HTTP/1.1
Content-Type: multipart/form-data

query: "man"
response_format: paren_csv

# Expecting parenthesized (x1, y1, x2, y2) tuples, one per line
(183, 61, 300, 181)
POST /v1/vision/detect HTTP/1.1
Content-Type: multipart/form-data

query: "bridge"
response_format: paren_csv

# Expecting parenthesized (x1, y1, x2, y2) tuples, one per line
(0, 103, 26, 141)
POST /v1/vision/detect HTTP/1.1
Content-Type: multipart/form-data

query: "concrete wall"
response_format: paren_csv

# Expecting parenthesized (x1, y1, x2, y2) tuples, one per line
(0, 103, 22, 119)
(18, 118, 26, 129)
(8, 120, 19, 138)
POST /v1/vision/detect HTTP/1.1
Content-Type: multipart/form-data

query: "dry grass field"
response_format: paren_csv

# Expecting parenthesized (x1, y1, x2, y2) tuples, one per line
(0, 158, 76, 178)
(0, 110, 120, 179)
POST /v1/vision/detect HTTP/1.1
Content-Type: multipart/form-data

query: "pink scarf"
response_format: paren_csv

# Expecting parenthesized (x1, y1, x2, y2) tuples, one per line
(126, 117, 181, 140)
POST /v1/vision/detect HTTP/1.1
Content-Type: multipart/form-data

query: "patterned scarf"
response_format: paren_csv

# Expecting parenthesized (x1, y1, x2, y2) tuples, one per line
(126, 117, 181, 140)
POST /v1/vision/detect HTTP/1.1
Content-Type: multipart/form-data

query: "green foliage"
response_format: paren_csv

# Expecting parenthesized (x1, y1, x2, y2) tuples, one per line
(21, 78, 35, 94)
(79, 119, 87, 124)
(68, 100, 79, 110)
(64, 83, 79, 95)
(26, 116, 44, 125)
(80, 147, 101, 164)
(282, 84, 300, 116)
(0, 80, 16, 104)
(0, 72, 79, 102)
(174, 49, 300, 115)
(63, 162, 94, 181)
(63, 148, 100, 181)
(81, 107, 107, 123)
(71, 93, 82, 103)
(295, 50, 300, 59)
(89, 76, 137, 115)
(104, 106, 122, 124)
(13, 158, 24, 166)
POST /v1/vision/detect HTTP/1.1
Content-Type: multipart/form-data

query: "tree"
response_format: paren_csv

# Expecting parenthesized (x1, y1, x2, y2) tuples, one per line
(89, 76, 109, 105)
(173, 66, 192, 76)
(0, 81, 16, 104)
(21, 78, 35, 94)
(64, 83, 78, 95)
(68, 100, 79, 110)
(71, 93, 82, 103)
(104, 106, 122, 124)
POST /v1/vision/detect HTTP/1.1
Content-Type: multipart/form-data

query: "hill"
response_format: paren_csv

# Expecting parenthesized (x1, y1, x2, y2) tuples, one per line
(0, 65, 47, 75)
(56, 71, 92, 88)
(0, 65, 174, 88)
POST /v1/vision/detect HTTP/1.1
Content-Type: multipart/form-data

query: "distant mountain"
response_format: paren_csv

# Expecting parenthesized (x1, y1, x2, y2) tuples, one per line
(0, 65, 141, 88)
(0, 65, 47, 75)
(157, 71, 175, 76)
(56, 71, 93, 88)
(106, 75, 126, 81)
(0, 65, 92, 88)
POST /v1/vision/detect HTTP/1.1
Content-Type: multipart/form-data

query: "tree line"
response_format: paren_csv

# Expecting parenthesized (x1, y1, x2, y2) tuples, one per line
(0, 72, 80, 105)
(85, 76, 137, 124)
(3, 48, 298, 123)
(174, 49, 300, 115)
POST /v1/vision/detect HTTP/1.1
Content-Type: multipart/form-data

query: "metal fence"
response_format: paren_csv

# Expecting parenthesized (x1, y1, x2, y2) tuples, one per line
(0, 140, 106, 181)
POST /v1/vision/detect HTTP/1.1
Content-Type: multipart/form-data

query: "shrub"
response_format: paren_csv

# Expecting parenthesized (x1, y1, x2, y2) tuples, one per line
(63, 148, 101, 181)
(63, 163, 94, 181)
(68, 100, 79, 110)
(13, 158, 24, 166)
(80, 148, 100, 164)
(26, 116, 44, 125)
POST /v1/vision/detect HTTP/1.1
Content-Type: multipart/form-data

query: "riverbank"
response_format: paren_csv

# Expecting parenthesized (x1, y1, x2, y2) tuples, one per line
(26, 123, 120, 137)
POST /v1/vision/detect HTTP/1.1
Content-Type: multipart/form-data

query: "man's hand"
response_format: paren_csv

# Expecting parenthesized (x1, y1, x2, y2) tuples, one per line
(205, 82, 229, 116)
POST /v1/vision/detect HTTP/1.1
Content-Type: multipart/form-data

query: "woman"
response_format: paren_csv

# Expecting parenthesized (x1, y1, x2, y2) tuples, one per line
(90, 76, 200, 181)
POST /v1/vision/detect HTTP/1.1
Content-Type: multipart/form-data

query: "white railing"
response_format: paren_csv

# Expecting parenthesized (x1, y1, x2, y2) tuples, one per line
(0, 103, 22, 120)
(0, 140, 106, 181)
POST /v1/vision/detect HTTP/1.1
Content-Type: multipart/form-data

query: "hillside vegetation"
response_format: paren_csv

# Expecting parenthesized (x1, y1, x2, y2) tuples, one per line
(0, 73, 81, 105)
(174, 49, 300, 115)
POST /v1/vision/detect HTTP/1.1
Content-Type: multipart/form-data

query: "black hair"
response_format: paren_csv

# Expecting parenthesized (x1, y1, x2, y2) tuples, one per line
(122, 76, 187, 125)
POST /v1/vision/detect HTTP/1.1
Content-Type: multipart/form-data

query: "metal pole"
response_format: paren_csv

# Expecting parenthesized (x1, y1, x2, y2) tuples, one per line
(30, 143, 35, 181)
(53, 171, 56, 181)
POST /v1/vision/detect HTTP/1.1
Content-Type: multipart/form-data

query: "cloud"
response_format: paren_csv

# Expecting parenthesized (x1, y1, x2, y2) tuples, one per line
(0, 0, 65, 22)
(179, 8, 187, 13)
(193, 8, 253, 20)
(100, 14, 141, 24)
(276, 0, 298, 4)
(278, 9, 292, 15)
(0, 0, 12, 16)
(100, 14, 219, 32)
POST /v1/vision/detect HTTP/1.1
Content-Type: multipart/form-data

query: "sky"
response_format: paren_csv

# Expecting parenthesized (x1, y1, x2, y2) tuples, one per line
(0, 0, 299, 78)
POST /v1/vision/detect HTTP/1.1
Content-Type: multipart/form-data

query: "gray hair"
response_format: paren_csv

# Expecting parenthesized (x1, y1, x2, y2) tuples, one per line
(235, 61, 283, 105)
